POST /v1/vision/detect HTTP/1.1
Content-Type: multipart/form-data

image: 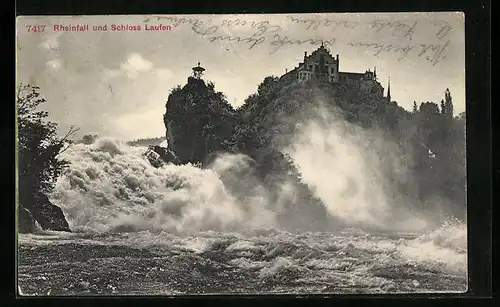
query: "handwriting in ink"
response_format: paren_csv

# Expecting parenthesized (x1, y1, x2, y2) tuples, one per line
(435, 23, 453, 39)
(209, 34, 266, 50)
(287, 16, 359, 31)
(417, 40, 449, 66)
(270, 35, 336, 54)
(142, 15, 209, 28)
(218, 19, 283, 39)
(370, 20, 418, 41)
(221, 19, 282, 35)
(191, 25, 266, 50)
(348, 39, 449, 66)
(348, 42, 416, 62)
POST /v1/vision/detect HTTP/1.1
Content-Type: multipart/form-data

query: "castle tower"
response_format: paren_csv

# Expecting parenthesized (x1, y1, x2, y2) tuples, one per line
(192, 61, 205, 79)
(298, 51, 312, 82)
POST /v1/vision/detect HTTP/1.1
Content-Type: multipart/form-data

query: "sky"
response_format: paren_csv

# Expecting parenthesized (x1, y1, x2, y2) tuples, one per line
(16, 13, 465, 141)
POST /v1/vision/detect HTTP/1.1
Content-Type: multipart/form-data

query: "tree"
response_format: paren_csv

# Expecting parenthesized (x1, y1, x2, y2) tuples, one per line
(82, 134, 99, 145)
(257, 76, 280, 96)
(407, 89, 466, 217)
(444, 88, 454, 118)
(412, 101, 418, 114)
(17, 84, 78, 231)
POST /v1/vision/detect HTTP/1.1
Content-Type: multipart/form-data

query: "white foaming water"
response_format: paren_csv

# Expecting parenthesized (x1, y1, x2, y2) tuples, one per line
(21, 131, 466, 291)
(159, 140, 169, 148)
(398, 219, 467, 273)
(50, 137, 276, 234)
(284, 119, 390, 227)
(18, 218, 467, 294)
(282, 106, 432, 232)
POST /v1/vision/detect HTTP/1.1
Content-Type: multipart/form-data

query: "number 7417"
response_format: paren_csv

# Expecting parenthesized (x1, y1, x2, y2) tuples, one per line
(25, 25, 46, 32)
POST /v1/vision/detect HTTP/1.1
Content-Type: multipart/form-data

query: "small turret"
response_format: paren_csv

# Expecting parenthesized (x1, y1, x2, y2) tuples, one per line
(192, 61, 205, 79)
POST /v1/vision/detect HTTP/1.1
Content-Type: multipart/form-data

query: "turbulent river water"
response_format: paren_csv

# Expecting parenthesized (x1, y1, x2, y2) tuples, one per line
(17, 138, 467, 295)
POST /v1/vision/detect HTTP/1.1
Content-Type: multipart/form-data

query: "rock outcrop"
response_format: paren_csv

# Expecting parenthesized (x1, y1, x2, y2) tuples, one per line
(18, 206, 36, 233)
(143, 145, 181, 167)
(163, 77, 236, 164)
(18, 192, 71, 233)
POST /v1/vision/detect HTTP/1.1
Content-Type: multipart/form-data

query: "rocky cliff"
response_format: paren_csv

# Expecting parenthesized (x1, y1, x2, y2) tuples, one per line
(163, 77, 236, 165)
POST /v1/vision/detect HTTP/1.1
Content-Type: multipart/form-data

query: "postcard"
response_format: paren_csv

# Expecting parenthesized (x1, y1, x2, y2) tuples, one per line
(16, 13, 466, 295)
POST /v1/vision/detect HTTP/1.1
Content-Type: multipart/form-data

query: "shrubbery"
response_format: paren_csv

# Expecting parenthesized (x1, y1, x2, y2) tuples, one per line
(17, 84, 78, 232)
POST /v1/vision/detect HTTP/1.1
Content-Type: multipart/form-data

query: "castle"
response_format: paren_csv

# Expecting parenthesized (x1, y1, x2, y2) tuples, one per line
(280, 43, 390, 100)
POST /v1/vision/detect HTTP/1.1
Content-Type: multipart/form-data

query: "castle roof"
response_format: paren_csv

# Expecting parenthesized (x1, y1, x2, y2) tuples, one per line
(339, 72, 365, 78)
(192, 61, 205, 72)
(311, 42, 332, 54)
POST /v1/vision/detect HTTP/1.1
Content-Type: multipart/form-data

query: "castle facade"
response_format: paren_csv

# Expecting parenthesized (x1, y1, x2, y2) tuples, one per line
(280, 44, 387, 99)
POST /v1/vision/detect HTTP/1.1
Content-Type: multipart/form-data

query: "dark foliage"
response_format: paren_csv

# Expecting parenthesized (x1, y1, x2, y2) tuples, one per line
(163, 77, 236, 164)
(80, 134, 99, 145)
(17, 84, 77, 232)
(127, 137, 165, 147)
(412, 90, 466, 217)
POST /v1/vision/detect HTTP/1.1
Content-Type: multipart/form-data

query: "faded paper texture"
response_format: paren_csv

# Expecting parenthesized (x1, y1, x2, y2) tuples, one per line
(16, 13, 466, 295)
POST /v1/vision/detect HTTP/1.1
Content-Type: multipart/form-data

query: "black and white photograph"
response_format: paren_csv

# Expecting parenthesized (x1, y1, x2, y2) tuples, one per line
(16, 13, 467, 295)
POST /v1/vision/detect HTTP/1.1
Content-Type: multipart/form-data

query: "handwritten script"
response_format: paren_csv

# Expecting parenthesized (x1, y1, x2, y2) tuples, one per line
(348, 40, 449, 66)
(142, 15, 455, 66)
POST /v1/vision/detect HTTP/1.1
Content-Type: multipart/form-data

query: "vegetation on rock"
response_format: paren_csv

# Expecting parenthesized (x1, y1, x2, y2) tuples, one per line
(127, 137, 165, 147)
(17, 84, 77, 233)
(163, 77, 236, 164)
